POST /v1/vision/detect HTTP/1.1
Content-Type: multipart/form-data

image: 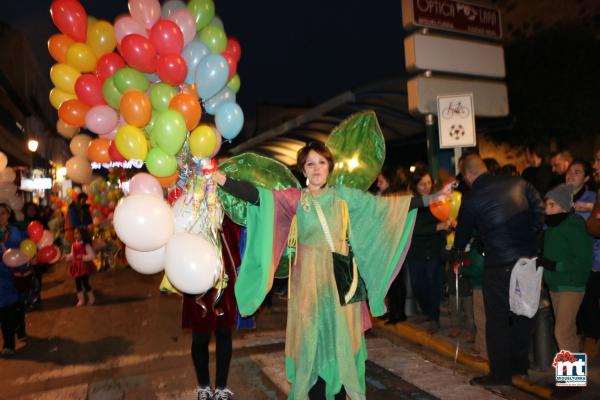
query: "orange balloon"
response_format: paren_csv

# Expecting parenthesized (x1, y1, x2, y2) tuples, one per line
(48, 33, 75, 63)
(87, 138, 112, 163)
(429, 199, 450, 222)
(154, 171, 178, 188)
(169, 93, 201, 130)
(120, 90, 152, 128)
(58, 99, 90, 127)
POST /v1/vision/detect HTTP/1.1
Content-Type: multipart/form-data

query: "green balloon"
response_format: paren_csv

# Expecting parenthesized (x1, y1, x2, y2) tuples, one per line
(227, 74, 240, 93)
(144, 112, 157, 136)
(102, 77, 122, 109)
(150, 83, 177, 111)
(199, 25, 227, 53)
(114, 68, 150, 93)
(145, 147, 177, 177)
(151, 110, 187, 156)
(188, 0, 215, 31)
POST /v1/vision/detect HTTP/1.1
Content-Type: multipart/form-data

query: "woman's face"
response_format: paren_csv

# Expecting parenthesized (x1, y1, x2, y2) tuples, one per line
(302, 150, 330, 188)
(565, 163, 588, 191)
(0, 207, 9, 227)
(545, 198, 564, 215)
(416, 174, 433, 196)
(377, 174, 389, 192)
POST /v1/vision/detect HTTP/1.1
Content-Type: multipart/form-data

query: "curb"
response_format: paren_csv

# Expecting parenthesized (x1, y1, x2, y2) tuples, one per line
(373, 319, 553, 399)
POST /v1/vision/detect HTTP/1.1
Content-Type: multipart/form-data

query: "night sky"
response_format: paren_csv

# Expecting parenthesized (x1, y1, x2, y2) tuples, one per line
(1, 0, 409, 120)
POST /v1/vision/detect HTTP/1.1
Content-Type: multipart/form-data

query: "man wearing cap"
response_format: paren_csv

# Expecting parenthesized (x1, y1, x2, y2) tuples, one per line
(454, 154, 545, 386)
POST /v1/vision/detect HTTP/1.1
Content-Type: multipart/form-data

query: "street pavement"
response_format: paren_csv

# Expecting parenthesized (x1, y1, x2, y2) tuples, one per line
(0, 264, 553, 399)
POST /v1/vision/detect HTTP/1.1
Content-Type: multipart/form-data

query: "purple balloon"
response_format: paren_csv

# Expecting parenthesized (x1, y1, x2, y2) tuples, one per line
(129, 173, 164, 197)
(86, 105, 119, 135)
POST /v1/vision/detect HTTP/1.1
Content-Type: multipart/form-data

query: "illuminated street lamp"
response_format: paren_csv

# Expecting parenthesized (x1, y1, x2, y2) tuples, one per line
(27, 139, 39, 152)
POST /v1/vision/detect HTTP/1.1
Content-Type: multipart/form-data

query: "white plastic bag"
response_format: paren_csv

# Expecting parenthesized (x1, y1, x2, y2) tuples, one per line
(509, 257, 543, 318)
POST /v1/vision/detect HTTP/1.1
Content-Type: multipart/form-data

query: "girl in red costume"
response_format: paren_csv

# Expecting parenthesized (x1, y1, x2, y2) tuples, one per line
(65, 228, 96, 306)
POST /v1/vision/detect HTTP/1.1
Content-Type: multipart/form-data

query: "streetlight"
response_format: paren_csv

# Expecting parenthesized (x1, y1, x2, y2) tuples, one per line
(27, 139, 39, 152)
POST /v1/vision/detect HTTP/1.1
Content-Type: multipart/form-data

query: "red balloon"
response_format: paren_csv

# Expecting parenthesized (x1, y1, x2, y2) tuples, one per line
(96, 52, 126, 82)
(149, 19, 184, 56)
(120, 34, 157, 73)
(27, 221, 44, 243)
(37, 245, 59, 264)
(50, 0, 87, 42)
(75, 74, 106, 106)
(108, 140, 126, 162)
(221, 51, 238, 81)
(156, 54, 187, 86)
(225, 38, 241, 62)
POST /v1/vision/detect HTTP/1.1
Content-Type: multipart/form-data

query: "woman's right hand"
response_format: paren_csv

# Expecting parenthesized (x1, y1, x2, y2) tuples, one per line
(436, 221, 451, 231)
(213, 171, 227, 186)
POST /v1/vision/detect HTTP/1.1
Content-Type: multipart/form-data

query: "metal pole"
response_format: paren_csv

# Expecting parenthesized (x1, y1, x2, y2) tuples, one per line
(425, 114, 439, 182)
(453, 147, 462, 175)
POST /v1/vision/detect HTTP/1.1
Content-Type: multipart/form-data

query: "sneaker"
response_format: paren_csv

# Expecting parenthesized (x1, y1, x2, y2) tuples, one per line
(214, 387, 234, 399)
(197, 386, 213, 400)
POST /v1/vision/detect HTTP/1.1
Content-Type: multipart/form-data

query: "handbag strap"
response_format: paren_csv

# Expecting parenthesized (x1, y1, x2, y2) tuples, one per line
(310, 193, 336, 253)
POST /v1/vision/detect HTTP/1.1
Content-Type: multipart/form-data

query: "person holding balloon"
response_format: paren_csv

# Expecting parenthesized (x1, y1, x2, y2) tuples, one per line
(64, 227, 97, 307)
(0, 203, 24, 355)
(215, 143, 452, 400)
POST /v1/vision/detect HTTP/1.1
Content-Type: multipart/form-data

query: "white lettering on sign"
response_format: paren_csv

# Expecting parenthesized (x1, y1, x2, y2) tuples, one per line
(416, 0, 455, 17)
(91, 160, 144, 170)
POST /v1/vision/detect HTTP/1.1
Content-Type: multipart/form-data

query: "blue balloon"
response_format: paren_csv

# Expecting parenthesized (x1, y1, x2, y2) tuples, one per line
(182, 40, 210, 84)
(203, 87, 235, 115)
(162, 0, 186, 17)
(194, 54, 229, 100)
(209, 16, 224, 30)
(215, 102, 244, 140)
(144, 73, 160, 83)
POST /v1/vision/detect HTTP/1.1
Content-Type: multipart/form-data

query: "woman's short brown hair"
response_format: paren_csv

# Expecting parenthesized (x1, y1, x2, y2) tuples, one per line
(296, 142, 334, 173)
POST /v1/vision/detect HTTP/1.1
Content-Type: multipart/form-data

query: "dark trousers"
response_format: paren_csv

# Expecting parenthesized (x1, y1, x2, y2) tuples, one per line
(308, 377, 346, 400)
(408, 256, 442, 321)
(191, 326, 232, 388)
(387, 267, 407, 319)
(0, 302, 18, 350)
(578, 271, 600, 339)
(483, 265, 534, 382)
(15, 301, 26, 338)
(75, 276, 91, 292)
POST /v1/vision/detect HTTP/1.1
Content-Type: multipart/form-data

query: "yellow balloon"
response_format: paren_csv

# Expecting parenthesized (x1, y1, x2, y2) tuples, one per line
(115, 125, 148, 161)
(448, 191, 462, 220)
(189, 125, 217, 158)
(20, 239, 37, 260)
(87, 20, 117, 57)
(50, 63, 81, 94)
(66, 43, 97, 72)
(49, 87, 77, 109)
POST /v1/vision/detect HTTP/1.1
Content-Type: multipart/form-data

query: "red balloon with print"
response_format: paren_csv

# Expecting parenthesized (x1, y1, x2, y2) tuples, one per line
(50, 0, 87, 42)
(27, 221, 44, 243)
(75, 74, 106, 106)
(120, 34, 157, 73)
(96, 52, 126, 82)
(149, 19, 184, 56)
(156, 54, 186, 86)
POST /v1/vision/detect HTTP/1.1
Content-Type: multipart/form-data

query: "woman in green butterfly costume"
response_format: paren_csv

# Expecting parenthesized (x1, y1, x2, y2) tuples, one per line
(215, 120, 450, 400)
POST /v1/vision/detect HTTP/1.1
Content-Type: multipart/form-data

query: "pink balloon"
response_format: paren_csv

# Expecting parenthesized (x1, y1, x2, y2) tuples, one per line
(37, 230, 54, 249)
(129, 173, 163, 197)
(150, 19, 184, 56)
(128, 0, 161, 29)
(86, 105, 119, 135)
(2, 248, 30, 268)
(114, 14, 148, 44)
(100, 129, 118, 140)
(167, 9, 196, 46)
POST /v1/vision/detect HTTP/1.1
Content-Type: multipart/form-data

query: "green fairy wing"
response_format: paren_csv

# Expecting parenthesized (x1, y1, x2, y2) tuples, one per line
(218, 152, 301, 226)
(326, 111, 386, 191)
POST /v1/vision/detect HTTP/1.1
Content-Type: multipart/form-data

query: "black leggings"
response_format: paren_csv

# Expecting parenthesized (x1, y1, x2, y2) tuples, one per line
(0, 302, 18, 350)
(308, 377, 347, 399)
(191, 326, 232, 388)
(75, 276, 91, 292)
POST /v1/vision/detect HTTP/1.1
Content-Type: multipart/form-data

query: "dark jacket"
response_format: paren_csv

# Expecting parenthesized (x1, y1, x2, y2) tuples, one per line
(521, 163, 561, 197)
(406, 207, 445, 262)
(454, 174, 545, 268)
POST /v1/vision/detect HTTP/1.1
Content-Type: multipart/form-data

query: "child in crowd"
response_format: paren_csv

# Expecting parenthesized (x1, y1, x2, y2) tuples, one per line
(65, 227, 96, 306)
(540, 184, 592, 352)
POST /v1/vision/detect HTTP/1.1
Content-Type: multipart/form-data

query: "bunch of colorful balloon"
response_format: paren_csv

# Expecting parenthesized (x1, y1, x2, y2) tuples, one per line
(429, 191, 462, 248)
(84, 177, 123, 226)
(2, 221, 61, 269)
(0, 152, 25, 221)
(49, 0, 244, 184)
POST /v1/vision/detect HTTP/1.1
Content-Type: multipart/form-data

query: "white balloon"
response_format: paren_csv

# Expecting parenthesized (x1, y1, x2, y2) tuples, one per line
(7, 195, 24, 212)
(66, 156, 93, 184)
(69, 134, 92, 158)
(37, 230, 54, 249)
(165, 233, 222, 294)
(113, 194, 174, 251)
(125, 245, 165, 274)
(172, 196, 223, 235)
(0, 167, 16, 183)
(0, 151, 7, 173)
